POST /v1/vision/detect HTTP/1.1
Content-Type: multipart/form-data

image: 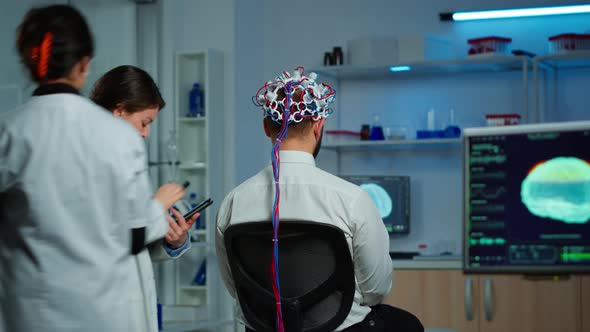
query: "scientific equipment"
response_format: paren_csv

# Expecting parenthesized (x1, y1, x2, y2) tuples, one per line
(463, 121, 590, 273)
(384, 125, 408, 140)
(340, 175, 411, 234)
(368, 114, 385, 140)
(332, 46, 343, 65)
(193, 259, 207, 285)
(166, 130, 179, 182)
(188, 83, 204, 117)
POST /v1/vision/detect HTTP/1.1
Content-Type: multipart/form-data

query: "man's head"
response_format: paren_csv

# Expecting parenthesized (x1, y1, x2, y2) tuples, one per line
(255, 67, 335, 158)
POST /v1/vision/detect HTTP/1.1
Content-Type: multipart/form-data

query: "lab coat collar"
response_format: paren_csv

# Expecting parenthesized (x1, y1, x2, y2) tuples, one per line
(32, 83, 79, 96)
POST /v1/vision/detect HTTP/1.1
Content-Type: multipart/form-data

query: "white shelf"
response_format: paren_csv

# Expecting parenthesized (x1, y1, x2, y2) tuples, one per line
(323, 138, 462, 151)
(534, 50, 590, 70)
(180, 285, 207, 291)
(178, 162, 206, 171)
(192, 229, 207, 236)
(179, 116, 206, 123)
(172, 49, 227, 324)
(162, 319, 234, 332)
(312, 55, 528, 80)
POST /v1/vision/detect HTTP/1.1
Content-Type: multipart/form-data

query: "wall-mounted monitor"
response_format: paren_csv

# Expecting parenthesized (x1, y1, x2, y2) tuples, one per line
(463, 121, 590, 274)
(340, 175, 410, 234)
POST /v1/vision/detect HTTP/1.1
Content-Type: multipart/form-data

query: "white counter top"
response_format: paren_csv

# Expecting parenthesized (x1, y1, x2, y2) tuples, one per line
(392, 257, 462, 270)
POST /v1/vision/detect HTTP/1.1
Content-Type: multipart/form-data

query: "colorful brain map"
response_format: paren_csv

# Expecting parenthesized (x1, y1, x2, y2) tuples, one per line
(360, 183, 393, 219)
(521, 157, 590, 223)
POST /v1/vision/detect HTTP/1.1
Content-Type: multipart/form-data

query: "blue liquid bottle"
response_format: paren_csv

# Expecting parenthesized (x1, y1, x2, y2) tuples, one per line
(188, 83, 204, 117)
(193, 259, 207, 285)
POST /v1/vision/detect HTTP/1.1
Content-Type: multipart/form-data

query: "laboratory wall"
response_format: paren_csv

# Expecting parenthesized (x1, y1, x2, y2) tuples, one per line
(0, 0, 137, 109)
(164, 0, 589, 254)
(248, 0, 590, 253)
(0, 0, 66, 110)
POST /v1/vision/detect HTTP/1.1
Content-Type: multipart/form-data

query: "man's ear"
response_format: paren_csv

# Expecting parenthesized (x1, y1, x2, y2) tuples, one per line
(313, 118, 325, 140)
(263, 118, 271, 138)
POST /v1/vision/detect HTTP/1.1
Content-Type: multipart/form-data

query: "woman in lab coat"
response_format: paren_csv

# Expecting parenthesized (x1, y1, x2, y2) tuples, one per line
(91, 65, 197, 332)
(0, 5, 186, 332)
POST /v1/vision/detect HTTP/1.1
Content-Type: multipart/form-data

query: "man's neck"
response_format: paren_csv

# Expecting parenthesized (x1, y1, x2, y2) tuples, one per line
(272, 137, 314, 155)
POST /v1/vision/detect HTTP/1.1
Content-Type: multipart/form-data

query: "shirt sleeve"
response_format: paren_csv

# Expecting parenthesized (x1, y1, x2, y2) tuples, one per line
(163, 236, 191, 258)
(121, 136, 168, 244)
(0, 125, 31, 192)
(351, 190, 393, 306)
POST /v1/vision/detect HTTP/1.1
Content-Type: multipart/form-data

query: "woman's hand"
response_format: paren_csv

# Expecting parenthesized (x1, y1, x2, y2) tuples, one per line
(154, 183, 185, 210)
(165, 208, 200, 249)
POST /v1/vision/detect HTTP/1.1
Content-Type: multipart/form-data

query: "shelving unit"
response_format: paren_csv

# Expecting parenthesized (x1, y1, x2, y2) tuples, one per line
(533, 50, 590, 123)
(162, 49, 227, 331)
(323, 138, 462, 152)
(314, 55, 529, 79)
(314, 55, 531, 173)
(313, 55, 531, 123)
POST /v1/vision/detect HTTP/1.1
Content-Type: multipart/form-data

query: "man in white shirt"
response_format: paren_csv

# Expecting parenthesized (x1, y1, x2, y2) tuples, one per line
(216, 68, 423, 331)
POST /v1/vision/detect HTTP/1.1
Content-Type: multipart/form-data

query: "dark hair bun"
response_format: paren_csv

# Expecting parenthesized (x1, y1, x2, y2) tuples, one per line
(16, 4, 94, 82)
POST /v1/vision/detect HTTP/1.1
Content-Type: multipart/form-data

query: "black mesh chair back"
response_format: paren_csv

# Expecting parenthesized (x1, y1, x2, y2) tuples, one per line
(224, 221, 355, 332)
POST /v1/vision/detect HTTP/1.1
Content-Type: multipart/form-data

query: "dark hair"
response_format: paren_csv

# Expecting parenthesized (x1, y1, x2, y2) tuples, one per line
(90, 65, 165, 113)
(264, 88, 313, 137)
(16, 5, 94, 83)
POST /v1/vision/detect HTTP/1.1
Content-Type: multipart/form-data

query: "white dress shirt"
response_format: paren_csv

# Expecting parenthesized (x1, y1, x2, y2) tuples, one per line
(216, 150, 393, 331)
(0, 91, 168, 332)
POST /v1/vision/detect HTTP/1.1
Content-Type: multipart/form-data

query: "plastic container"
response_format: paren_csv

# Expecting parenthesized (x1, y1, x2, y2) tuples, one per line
(485, 113, 521, 126)
(384, 125, 408, 140)
(467, 36, 512, 56)
(548, 33, 590, 54)
(188, 83, 204, 117)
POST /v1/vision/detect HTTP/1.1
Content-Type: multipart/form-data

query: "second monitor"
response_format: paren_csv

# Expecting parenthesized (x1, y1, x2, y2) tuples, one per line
(340, 175, 410, 234)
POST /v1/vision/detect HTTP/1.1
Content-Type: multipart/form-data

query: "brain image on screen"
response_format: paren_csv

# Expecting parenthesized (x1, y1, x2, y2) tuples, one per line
(521, 157, 590, 223)
(360, 183, 393, 219)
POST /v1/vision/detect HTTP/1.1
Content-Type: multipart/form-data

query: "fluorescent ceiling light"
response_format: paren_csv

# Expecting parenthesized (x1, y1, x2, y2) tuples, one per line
(389, 66, 411, 72)
(440, 4, 590, 21)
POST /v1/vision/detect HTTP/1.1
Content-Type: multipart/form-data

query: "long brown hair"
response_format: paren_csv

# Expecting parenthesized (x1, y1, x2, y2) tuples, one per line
(90, 65, 165, 113)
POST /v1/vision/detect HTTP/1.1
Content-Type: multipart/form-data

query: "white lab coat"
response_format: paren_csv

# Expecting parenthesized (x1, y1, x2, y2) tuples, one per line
(0, 92, 168, 332)
(129, 241, 190, 332)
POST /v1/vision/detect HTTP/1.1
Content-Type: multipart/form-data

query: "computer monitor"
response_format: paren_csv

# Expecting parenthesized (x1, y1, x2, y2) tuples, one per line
(339, 175, 410, 234)
(463, 121, 590, 274)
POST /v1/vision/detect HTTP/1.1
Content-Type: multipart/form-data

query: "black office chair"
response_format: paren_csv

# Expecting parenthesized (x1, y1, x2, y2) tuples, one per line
(224, 221, 355, 332)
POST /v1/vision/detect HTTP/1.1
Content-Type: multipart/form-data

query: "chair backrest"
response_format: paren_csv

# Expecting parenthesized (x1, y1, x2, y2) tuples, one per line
(224, 221, 355, 332)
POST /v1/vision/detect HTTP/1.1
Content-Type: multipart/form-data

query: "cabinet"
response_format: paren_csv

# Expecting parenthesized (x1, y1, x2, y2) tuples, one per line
(383, 270, 479, 332)
(161, 49, 230, 331)
(583, 277, 590, 332)
(478, 275, 581, 332)
(385, 269, 585, 332)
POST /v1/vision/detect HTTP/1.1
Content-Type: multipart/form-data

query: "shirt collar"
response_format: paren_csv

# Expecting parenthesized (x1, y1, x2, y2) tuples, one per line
(278, 150, 316, 166)
(32, 83, 80, 96)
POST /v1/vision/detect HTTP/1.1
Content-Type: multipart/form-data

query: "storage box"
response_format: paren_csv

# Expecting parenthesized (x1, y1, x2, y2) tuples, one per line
(468, 36, 512, 56)
(347, 36, 398, 66)
(548, 33, 590, 53)
(397, 35, 452, 62)
(485, 114, 521, 126)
